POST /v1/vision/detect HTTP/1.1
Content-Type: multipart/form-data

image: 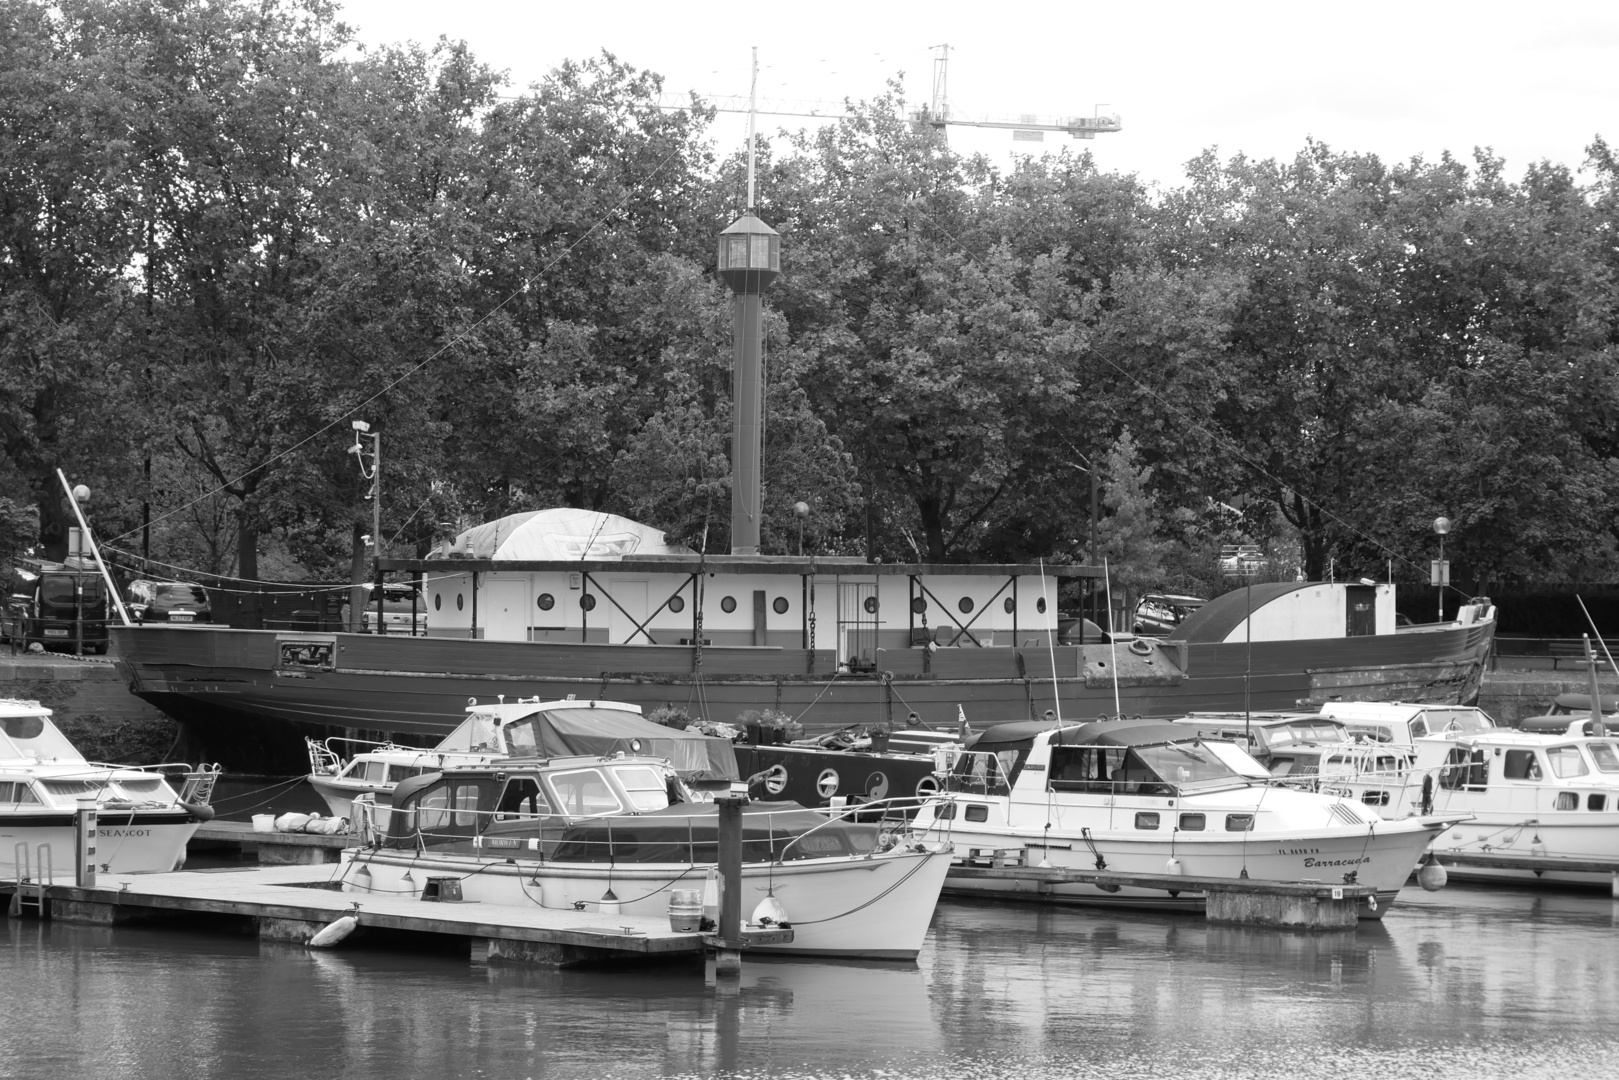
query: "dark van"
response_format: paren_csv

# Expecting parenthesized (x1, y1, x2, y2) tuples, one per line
(1, 560, 110, 654)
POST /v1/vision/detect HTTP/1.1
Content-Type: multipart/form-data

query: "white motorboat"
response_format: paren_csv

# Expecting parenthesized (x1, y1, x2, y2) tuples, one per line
(307, 697, 739, 820)
(342, 755, 952, 959)
(909, 719, 1457, 917)
(1, 698, 217, 877)
(1291, 719, 1619, 887)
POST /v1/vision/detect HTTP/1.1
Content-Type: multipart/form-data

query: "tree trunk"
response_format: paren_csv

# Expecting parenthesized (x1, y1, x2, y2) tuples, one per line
(236, 509, 261, 629)
(36, 472, 72, 562)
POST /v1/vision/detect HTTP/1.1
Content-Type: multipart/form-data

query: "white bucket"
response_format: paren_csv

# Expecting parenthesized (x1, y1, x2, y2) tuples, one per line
(251, 814, 275, 833)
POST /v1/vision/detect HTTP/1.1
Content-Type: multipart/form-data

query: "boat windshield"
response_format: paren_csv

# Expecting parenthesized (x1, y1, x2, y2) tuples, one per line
(613, 765, 673, 812)
(1588, 742, 1619, 773)
(1417, 709, 1493, 736)
(1264, 720, 1344, 747)
(1129, 741, 1244, 788)
(0, 714, 86, 763)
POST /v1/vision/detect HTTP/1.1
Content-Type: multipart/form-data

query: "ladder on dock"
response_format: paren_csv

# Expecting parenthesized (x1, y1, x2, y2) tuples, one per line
(7, 842, 52, 919)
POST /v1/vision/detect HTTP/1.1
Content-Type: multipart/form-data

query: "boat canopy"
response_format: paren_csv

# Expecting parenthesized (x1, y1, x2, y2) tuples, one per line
(1050, 721, 1200, 747)
(498, 704, 738, 781)
(434, 508, 694, 561)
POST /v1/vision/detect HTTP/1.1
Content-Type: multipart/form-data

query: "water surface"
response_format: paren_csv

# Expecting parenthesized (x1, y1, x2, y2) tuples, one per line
(3, 883, 1614, 1079)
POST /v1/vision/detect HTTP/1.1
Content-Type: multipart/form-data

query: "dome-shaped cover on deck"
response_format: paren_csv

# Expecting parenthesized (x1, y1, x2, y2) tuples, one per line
(434, 508, 695, 561)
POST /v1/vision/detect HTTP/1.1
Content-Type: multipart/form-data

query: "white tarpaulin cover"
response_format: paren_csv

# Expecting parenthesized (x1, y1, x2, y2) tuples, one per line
(436, 508, 693, 561)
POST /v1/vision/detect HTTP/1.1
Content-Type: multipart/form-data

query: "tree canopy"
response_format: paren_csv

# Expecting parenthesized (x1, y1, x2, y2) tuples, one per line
(3, 0, 1617, 613)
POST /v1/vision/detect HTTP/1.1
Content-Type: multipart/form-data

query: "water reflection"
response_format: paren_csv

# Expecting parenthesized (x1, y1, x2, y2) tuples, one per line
(3, 886, 1618, 1078)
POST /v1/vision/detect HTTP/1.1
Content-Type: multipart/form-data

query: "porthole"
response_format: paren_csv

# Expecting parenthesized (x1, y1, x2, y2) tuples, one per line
(772, 596, 789, 614)
(536, 593, 554, 611)
(958, 597, 974, 614)
(434, 594, 442, 611)
(668, 595, 685, 613)
(911, 597, 927, 614)
(456, 594, 464, 611)
(863, 596, 879, 614)
(720, 595, 737, 613)
(1003, 597, 1015, 614)
(1037, 597, 1047, 613)
(580, 594, 596, 611)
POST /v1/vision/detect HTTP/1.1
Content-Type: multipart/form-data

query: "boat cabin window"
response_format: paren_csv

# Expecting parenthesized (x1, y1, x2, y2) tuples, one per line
(1135, 812, 1160, 829)
(1048, 746, 1126, 792)
(1587, 742, 1619, 773)
(1503, 750, 1542, 781)
(1343, 724, 1393, 744)
(545, 768, 624, 816)
(1178, 812, 1206, 831)
(416, 780, 495, 831)
(1225, 813, 1254, 832)
(1268, 755, 1315, 777)
(494, 778, 551, 819)
(1555, 791, 1578, 811)
(344, 760, 388, 784)
(0, 781, 43, 804)
(612, 766, 673, 813)
(0, 716, 81, 761)
(1589, 794, 1607, 812)
(1546, 746, 1589, 779)
(114, 778, 165, 798)
(1438, 747, 1488, 791)
(387, 765, 425, 784)
(947, 751, 1013, 796)
(40, 779, 104, 802)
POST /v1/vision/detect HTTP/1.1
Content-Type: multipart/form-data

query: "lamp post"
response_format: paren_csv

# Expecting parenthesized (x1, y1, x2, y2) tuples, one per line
(1431, 516, 1451, 624)
(793, 501, 810, 556)
(1220, 543, 1265, 745)
(717, 213, 781, 555)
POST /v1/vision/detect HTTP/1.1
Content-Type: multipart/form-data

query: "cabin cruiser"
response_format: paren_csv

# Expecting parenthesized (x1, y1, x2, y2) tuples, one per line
(1281, 718, 1619, 887)
(307, 698, 740, 820)
(1316, 701, 1497, 746)
(1172, 711, 1349, 768)
(342, 754, 952, 959)
(909, 719, 1458, 917)
(1, 698, 217, 877)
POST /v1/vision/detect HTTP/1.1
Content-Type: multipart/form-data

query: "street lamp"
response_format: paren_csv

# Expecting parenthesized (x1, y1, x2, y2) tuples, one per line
(793, 501, 810, 556)
(1220, 543, 1266, 745)
(1431, 516, 1451, 624)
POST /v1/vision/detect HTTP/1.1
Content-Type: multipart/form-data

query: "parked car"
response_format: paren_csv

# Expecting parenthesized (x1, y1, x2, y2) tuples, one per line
(341, 583, 427, 634)
(1131, 593, 1206, 636)
(126, 579, 212, 624)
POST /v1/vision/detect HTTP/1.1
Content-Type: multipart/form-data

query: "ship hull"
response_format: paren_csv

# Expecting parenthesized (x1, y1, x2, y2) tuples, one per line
(112, 621, 1495, 772)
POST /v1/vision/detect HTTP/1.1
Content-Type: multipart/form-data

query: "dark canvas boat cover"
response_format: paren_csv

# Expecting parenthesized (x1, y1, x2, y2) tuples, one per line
(545, 802, 879, 863)
(504, 706, 738, 782)
(966, 719, 1193, 754)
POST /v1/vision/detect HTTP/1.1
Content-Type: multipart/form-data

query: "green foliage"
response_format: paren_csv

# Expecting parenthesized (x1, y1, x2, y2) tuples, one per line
(2, 0, 1617, 596)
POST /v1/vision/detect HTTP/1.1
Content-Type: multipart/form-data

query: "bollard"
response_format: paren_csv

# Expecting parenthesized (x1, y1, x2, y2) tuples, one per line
(75, 797, 98, 887)
(714, 793, 745, 975)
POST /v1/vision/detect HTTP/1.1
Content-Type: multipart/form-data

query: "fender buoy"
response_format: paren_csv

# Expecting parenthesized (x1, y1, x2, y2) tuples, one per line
(1129, 639, 1154, 657)
(308, 914, 358, 948)
(181, 802, 216, 821)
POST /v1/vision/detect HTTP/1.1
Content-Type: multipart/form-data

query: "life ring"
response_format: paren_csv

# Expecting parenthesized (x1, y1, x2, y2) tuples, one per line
(763, 764, 789, 796)
(816, 768, 840, 799)
(915, 775, 939, 797)
(1129, 639, 1154, 656)
(866, 771, 890, 801)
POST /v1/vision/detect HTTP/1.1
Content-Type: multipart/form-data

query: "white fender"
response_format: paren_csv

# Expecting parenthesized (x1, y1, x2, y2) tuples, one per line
(307, 914, 358, 948)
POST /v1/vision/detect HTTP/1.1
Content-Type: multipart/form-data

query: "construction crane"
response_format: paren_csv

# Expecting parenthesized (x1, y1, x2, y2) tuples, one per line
(911, 44, 1122, 143)
(655, 45, 1120, 145)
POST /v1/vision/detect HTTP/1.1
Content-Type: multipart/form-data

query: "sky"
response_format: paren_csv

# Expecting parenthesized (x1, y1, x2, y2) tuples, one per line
(331, 0, 1619, 193)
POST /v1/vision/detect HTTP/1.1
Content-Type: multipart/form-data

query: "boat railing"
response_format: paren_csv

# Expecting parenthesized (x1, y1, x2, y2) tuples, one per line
(356, 796, 928, 866)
